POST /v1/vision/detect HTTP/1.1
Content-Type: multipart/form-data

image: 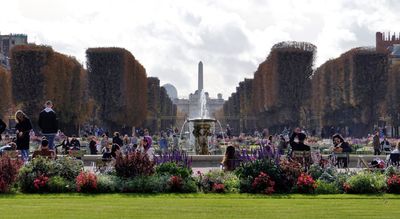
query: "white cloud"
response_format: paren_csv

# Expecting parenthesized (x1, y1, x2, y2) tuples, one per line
(0, 0, 399, 99)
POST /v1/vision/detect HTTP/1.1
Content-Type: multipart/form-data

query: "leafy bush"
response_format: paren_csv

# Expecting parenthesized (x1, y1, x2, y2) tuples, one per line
(252, 172, 275, 194)
(121, 175, 167, 193)
(0, 155, 23, 193)
(315, 180, 340, 194)
(76, 171, 97, 193)
(48, 176, 73, 193)
(33, 175, 49, 192)
(168, 176, 183, 192)
(212, 183, 225, 193)
(318, 167, 338, 183)
(295, 173, 316, 194)
(345, 172, 386, 194)
(387, 175, 400, 194)
(156, 162, 192, 179)
(181, 178, 197, 193)
(385, 166, 400, 177)
(279, 160, 303, 191)
(115, 151, 155, 178)
(197, 170, 239, 193)
(307, 164, 324, 180)
(236, 158, 286, 192)
(53, 157, 83, 181)
(97, 174, 119, 193)
(18, 157, 55, 193)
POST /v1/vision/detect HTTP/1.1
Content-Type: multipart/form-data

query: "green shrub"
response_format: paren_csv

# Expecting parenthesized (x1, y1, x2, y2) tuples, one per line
(156, 162, 192, 179)
(318, 167, 338, 183)
(121, 176, 167, 193)
(345, 172, 386, 194)
(385, 166, 400, 177)
(308, 164, 324, 180)
(115, 152, 155, 178)
(181, 179, 197, 193)
(97, 174, 119, 193)
(53, 157, 83, 181)
(48, 176, 73, 193)
(18, 157, 55, 193)
(315, 180, 340, 194)
(197, 170, 239, 193)
(235, 158, 287, 192)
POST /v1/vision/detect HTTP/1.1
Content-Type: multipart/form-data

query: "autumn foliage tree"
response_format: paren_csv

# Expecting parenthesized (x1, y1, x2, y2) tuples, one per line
(311, 48, 388, 136)
(86, 48, 147, 131)
(0, 66, 11, 119)
(10, 44, 88, 133)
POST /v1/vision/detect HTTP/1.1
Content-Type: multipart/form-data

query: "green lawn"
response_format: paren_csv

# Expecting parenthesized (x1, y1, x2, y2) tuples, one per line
(0, 194, 399, 219)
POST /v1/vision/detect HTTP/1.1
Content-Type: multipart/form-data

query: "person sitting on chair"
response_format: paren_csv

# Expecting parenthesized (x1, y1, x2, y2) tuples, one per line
(221, 145, 238, 171)
(289, 127, 310, 152)
(70, 135, 81, 150)
(32, 139, 56, 160)
(331, 134, 352, 168)
(0, 142, 17, 156)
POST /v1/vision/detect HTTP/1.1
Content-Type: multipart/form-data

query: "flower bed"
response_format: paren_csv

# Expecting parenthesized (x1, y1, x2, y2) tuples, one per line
(2, 150, 400, 195)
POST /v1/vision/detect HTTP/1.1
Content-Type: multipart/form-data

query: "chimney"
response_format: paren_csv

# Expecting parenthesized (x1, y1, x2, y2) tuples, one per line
(198, 61, 203, 91)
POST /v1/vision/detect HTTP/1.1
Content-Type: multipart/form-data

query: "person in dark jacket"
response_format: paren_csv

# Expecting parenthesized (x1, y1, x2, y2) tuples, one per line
(289, 127, 310, 151)
(332, 133, 352, 168)
(112, 132, 123, 147)
(38, 101, 58, 150)
(70, 135, 81, 150)
(15, 110, 33, 162)
(0, 118, 6, 141)
(89, 136, 97, 155)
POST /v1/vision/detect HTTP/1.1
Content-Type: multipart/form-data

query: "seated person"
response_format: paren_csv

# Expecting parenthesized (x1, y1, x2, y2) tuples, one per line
(381, 136, 391, 153)
(289, 128, 310, 151)
(110, 143, 121, 159)
(57, 135, 70, 154)
(0, 142, 17, 156)
(102, 147, 112, 161)
(331, 134, 352, 153)
(221, 145, 238, 171)
(70, 135, 81, 150)
(391, 143, 400, 154)
(32, 139, 56, 160)
(331, 134, 352, 168)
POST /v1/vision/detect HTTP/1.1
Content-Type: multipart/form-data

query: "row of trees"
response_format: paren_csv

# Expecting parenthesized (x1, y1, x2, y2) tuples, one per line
(146, 77, 177, 132)
(222, 42, 316, 135)
(221, 42, 394, 137)
(0, 45, 176, 134)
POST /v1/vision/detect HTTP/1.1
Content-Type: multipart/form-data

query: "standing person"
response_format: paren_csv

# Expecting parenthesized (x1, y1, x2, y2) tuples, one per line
(89, 136, 97, 155)
(38, 100, 58, 150)
(159, 132, 169, 154)
(0, 118, 6, 141)
(289, 127, 310, 151)
(277, 135, 287, 155)
(226, 125, 232, 139)
(15, 110, 32, 162)
(373, 131, 381, 155)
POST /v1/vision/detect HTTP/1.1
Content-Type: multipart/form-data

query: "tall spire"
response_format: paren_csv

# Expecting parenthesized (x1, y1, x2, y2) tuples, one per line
(198, 61, 203, 91)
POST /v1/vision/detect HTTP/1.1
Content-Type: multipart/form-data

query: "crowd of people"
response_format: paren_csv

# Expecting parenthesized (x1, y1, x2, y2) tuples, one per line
(1, 100, 400, 171)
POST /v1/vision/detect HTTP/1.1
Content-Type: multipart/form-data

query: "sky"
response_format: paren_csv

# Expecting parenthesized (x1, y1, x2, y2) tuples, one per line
(1, 0, 400, 99)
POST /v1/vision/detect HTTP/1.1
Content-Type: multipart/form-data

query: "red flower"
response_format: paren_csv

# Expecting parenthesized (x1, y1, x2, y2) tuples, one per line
(76, 171, 97, 193)
(296, 173, 316, 194)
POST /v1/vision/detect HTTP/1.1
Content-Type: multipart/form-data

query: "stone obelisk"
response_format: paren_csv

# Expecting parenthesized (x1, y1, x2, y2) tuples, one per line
(198, 61, 203, 91)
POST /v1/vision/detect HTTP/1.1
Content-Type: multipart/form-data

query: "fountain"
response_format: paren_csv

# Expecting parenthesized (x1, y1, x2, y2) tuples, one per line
(178, 61, 225, 155)
(179, 89, 224, 155)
